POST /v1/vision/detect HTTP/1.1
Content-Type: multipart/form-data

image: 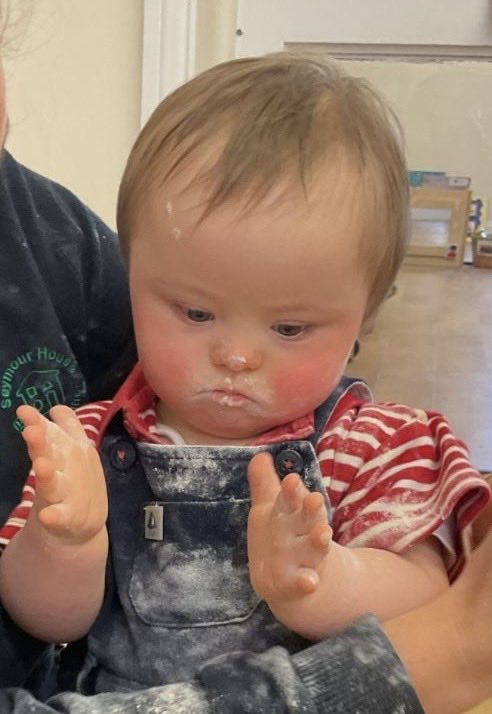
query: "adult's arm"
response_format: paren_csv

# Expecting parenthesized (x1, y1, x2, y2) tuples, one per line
(0, 616, 423, 714)
(385, 517, 492, 714)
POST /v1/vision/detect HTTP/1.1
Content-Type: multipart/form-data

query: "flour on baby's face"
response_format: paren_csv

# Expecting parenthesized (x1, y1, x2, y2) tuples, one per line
(165, 200, 182, 240)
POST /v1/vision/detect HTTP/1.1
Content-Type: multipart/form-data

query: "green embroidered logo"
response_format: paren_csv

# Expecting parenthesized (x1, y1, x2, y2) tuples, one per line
(0, 346, 85, 430)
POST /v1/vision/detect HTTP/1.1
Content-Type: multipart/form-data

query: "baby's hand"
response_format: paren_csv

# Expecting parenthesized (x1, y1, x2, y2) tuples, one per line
(17, 404, 107, 546)
(247, 451, 332, 605)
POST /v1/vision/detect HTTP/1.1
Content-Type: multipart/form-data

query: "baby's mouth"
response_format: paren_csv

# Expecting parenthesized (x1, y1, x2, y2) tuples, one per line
(210, 389, 249, 408)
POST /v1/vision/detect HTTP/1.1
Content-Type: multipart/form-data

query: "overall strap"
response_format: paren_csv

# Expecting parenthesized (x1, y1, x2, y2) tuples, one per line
(309, 375, 371, 446)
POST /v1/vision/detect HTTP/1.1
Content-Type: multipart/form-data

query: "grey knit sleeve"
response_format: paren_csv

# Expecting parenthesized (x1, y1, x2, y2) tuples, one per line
(291, 615, 425, 713)
(0, 616, 424, 714)
(198, 615, 424, 713)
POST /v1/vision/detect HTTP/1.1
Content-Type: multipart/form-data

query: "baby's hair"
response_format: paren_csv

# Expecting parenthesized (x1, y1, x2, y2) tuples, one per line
(118, 52, 408, 321)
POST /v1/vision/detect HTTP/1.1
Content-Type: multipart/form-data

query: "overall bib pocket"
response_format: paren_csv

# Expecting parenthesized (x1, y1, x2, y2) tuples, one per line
(129, 498, 259, 627)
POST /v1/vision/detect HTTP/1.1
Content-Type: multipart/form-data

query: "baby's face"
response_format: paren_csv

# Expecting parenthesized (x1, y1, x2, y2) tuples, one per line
(129, 169, 369, 445)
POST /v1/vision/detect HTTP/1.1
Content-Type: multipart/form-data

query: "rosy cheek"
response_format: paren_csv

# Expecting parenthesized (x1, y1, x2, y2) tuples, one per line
(143, 345, 190, 398)
(271, 355, 340, 413)
(165, 350, 189, 381)
(273, 367, 310, 397)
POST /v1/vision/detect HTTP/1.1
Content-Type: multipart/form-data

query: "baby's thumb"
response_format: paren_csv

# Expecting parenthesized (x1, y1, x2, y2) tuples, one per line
(247, 452, 281, 506)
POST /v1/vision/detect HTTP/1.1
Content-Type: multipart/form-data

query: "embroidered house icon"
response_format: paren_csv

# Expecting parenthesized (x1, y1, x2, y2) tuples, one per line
(16, 370, 65, 414)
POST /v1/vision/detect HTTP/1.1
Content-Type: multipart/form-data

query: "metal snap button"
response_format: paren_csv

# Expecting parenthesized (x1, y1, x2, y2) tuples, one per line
(274, 448, 304, 477)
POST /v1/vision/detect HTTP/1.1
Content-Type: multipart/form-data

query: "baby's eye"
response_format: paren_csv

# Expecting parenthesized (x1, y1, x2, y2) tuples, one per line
(185, 308, 214, 322)
(272, 323, 307, 338)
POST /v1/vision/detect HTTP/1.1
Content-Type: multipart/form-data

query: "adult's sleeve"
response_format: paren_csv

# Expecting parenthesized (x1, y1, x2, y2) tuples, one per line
(0, 151, 137, 402)
(0, 617, 424, 714)
(77, 207, 137, 400)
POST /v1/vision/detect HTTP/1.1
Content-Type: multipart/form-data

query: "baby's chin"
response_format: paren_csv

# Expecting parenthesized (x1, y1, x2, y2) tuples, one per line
(186, 409, 305, 446)
(186, 424, 266, 446)
(178, 413, 275, 446)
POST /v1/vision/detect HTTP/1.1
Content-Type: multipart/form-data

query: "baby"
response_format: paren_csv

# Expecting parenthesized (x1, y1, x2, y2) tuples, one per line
(0, 52, 489, 693)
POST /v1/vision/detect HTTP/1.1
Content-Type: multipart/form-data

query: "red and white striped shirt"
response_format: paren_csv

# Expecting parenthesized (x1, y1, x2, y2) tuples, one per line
(2, 365, 489, 579)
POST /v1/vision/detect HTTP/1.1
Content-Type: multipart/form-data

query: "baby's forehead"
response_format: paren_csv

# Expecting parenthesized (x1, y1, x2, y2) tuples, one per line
(156, 147, 363, 218)
(146, 195, 367, 306)
(155, 173, 363, 262)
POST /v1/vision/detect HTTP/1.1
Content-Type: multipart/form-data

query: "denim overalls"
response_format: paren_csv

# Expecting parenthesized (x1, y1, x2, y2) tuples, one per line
(78, 377, 368, 693)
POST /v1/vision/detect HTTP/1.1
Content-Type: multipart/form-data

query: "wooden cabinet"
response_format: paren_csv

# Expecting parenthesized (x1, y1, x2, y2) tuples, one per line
(404, 188, 471, 268)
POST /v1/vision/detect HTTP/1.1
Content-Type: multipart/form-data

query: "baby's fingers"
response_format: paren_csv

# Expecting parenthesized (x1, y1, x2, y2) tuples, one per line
(16, 404, 44, 428)
(18, 408, 66, 469)
(37, 502, 69, 532)
(295, 567, 320, 595)
(32, 456, 63, 503)
(21, 423, 47, 461)
(276, 480, 329, 540)
(49, 405, 90, 446)
(281, 526, 332, 574)
(309, 522, 333, 554)
(248, 452, 281, 506)
(274, 565, 320, 597)
(275, 473, 308, 515)
(37, 502, 93, 541)
(302, 491, 326, 518)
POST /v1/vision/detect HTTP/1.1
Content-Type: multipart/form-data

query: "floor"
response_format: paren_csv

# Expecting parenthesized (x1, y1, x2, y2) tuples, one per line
(345, 264, 492, 472)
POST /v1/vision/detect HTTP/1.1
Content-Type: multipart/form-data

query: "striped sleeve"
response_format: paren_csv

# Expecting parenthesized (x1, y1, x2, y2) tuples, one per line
(316, 399, 491, 578)
(0, 401, 112, 551)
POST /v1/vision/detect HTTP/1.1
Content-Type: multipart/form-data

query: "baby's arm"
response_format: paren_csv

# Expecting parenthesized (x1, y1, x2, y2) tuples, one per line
(0, 405, 108, 643)
(247, 452, 448, 640)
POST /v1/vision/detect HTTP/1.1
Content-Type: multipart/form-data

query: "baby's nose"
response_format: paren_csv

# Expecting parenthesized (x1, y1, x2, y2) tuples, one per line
(211, 342, 262, 371)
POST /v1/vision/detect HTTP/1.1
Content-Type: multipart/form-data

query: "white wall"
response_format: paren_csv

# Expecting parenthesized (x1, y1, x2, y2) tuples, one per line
(235, 0, 492, 56)
(3, 0, 144, 228)
(195, 0, 237, 73)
